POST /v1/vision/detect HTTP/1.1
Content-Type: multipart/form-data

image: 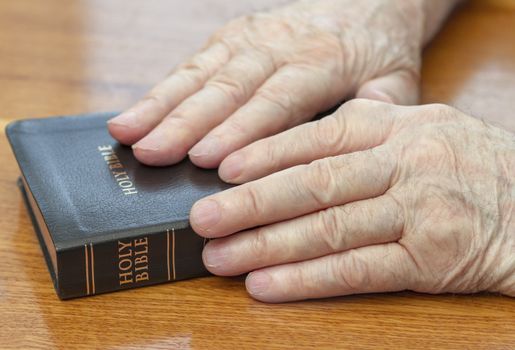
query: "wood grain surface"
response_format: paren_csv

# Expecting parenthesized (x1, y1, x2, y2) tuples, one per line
(0, 1, 514, 349)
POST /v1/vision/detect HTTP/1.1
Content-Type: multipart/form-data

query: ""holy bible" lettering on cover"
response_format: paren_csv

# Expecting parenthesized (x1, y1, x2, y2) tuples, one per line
(7, 112, 230, 299)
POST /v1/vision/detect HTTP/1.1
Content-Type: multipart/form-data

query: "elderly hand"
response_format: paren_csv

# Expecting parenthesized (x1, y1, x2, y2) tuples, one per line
(107, 0, 436, 167)
(190, 100, 515, 302)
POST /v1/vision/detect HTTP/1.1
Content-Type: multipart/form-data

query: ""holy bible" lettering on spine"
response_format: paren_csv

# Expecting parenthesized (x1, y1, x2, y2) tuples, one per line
(7, 112, 230, 299)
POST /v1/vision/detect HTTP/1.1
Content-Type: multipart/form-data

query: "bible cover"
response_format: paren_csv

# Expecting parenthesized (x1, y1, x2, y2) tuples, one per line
(6, 112, 230, 299)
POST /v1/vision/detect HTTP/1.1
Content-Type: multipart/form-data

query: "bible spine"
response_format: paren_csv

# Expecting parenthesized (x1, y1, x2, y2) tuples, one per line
(57, 228, 208, 299)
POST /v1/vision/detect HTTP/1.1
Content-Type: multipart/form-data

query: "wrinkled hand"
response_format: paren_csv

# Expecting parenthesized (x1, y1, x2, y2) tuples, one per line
(108, 0, 425, 167)
(190, 100, 515, 302)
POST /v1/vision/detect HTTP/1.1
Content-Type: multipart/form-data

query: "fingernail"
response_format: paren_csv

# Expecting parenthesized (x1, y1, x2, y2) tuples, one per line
(191, 199, 221, 232)
(108, 111, 138, 127)
(133, 130, 164, 152)
(203, 242, 229, 269)
(189, 136, 221, 158)
(246, 271, 271, 296)
(219, 153, 244, 181)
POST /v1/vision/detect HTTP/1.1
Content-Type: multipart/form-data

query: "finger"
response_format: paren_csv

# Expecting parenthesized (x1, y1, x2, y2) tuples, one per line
(218, 99, 396, 183)
(246, 243, 417, 303)
(131, 51, 277, 166)
(190, 145, 397, 238)
(189, 64, 340, 168)
(107, 42, 232, 145)
(203, 194, 404, 276)
(356, 69, 420, 106)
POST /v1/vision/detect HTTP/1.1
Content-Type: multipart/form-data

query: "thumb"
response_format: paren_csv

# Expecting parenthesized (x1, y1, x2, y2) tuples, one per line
(356, 69, 420, 105)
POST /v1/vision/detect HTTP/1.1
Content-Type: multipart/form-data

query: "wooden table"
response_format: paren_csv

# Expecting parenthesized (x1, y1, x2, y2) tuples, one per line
(1, 1, 514, 349)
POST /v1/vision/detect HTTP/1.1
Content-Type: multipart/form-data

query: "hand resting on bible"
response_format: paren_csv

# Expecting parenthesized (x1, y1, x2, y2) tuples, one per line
(107, 0, 514, 302)
(190, 100, 515, 302)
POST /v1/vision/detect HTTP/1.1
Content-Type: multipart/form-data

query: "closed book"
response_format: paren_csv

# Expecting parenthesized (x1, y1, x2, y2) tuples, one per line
(6, 112, 230, 299)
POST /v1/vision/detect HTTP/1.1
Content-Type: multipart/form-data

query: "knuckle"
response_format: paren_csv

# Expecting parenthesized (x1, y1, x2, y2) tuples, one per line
(338, 98, 397, 123)
(337, 98, 397, 137)
(209, 35, 238, 57)
(248, 227, 269, 264)
(312, 116, 344, 153)
(255, 85, 293, 117)
(243, 185, 265, 217)
(221, 118, 248, 136)
(251, 46, 278, 74)
(332, 250, 370, 292)
(206, 77, 248, 106)
(263, 139, 281, 169)
(339, 98, 372, 114)
(290, 265, 312, 292)
(261, 14, 295, 36)
(285, 267, 307, 293)
(303, 159, 336, 207)
(141, 93, 166, 110)
(209, 19, 248, 51)
(176, 65, 208, 86)
(316, 208, 347, 252)
(192, 55, 215, 72)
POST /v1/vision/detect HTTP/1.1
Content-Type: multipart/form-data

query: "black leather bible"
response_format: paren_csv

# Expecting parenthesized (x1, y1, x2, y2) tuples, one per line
(6, 112, 230, 299)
